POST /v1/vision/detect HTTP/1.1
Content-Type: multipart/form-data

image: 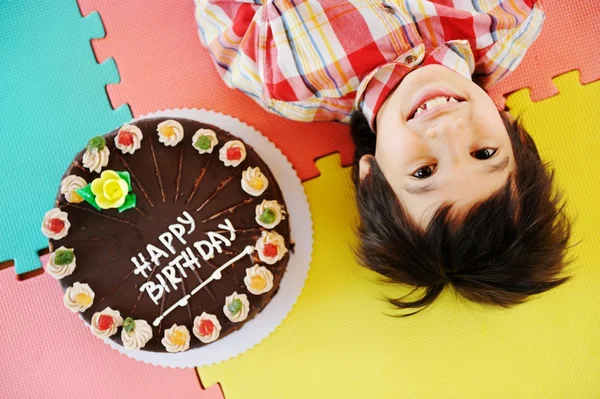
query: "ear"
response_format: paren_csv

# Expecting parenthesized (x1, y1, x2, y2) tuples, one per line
(359, 155, 374, 181)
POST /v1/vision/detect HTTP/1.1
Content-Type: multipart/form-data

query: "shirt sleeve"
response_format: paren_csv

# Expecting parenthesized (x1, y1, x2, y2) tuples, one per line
(195, 0, 267, 105)
(473, 1, 545, 89)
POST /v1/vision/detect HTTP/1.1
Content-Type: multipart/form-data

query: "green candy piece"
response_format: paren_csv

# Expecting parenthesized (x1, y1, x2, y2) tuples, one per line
(87, 136, 106, 151)
(123, 317, 135, 333)
(228, 298, 242, 315)
(259, 208, 276, 225)
(194, 135, 212, 150)
(53, 249, 74, 265)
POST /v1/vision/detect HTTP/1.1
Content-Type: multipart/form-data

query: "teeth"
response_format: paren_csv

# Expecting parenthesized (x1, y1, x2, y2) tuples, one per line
(424, 96, 449, 108)
(413, 96, 459, 118)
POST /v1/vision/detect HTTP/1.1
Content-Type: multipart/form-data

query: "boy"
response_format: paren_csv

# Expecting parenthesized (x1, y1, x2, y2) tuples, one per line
(196, 0, 570, 313)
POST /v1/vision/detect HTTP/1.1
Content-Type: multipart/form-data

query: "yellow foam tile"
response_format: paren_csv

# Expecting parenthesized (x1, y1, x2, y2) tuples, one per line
(198, 73, 600, 398)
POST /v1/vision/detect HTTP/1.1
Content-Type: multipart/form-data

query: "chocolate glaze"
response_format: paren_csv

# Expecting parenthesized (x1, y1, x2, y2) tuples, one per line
(50, 118, 291, 352)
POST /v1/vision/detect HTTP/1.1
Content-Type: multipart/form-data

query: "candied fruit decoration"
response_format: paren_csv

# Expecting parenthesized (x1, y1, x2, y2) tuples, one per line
(87, 136, 106, 151)
(123, 317, 135, 333)
(162, 126, 176, 137)
(70, 191, 84, 203)
(195, 135, 212, 150)
(47, 218, 65, 234)
(263, 243, 278, 258)
(97, 314, 114, 331)
(53, 249, 74, 265)
(259, 208, 276, 225)
(118, 131, 134, 146)
(250, 275, 267, 291)
(198, 319, 215, 336)
(228, 298, 242, 315)
(249, 177, 264, 191)
(74, 293, 92, 307)
(170, 329, 187, 346)
(226, 146, 242, 161)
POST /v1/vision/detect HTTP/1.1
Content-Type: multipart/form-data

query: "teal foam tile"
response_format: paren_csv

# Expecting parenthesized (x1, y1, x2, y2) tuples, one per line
(0, 0, 132, 275)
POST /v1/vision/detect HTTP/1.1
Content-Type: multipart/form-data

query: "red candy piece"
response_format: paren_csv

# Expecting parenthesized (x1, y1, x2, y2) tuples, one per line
(198, 319, 215, 336)
(97, 314, 114, 331)
(226, 146, 242, 161)
(118, 131, 134, 146)
(263, 243, 278, 258)
(47, 218, 65, 234)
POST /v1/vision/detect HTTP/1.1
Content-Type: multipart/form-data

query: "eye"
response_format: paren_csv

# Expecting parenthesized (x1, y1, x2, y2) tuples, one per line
(412, 165, 435, 179)
(472, 148, 497, 160)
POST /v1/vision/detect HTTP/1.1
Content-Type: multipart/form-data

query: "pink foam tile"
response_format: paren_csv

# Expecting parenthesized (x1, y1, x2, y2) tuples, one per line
(77, 0, 354, 182)
(489, 0, 600, 108)
(0, 257, 222, 399)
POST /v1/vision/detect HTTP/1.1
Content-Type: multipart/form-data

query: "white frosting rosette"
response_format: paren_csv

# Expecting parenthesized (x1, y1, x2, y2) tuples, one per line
(41, 208, 71, 240)
(193, 312, 222, 344)
(223, 292, 250, 323)
(63, 282, 95, 313)
(241, 167, 269, 196)
(60, 175, 86, 204)
(192, 129, 218, 154)
(115, 124, 143, 154)
(161, 324, 191, 353)
(255, 230, 288, 265)
(121, 318, 153, 350)
(255, 200, 285, 229)
(244, 265, 274, 295)
(83, 146, 110, 173)
(46, 246, 76, 279)
(219, 140, 246, 167)
(91, 307, 123, 338)
(157, 119, 184, 146)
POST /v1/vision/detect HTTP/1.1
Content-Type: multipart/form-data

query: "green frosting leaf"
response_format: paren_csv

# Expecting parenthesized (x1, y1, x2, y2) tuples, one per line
(123, 317, 135, 333)
(116, 171, 132, 192)
(87, 136, 106, 151)
(118, 193, 136, 213)
(194, 135, 212, 150)
(75, 185, 101, 211)
(259, 208, 276, 225)
(53, 249, 74, 265)
(228, 298, 242, 315)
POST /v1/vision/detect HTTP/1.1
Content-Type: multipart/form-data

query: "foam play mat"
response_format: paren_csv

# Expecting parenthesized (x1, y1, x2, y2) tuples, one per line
(198, 75, 600, 397)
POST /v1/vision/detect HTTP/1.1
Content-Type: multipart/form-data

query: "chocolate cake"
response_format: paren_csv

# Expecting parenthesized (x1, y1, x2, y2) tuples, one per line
(42, 117, 291, 352)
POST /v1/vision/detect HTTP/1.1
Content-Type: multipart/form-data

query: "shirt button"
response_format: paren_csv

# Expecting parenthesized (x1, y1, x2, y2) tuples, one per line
(381, 4, 395, 14)
(404, 55, 416, 65)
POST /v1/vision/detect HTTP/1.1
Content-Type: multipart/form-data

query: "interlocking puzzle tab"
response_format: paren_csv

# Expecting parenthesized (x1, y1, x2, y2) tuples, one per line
(0, 1, 132, 275)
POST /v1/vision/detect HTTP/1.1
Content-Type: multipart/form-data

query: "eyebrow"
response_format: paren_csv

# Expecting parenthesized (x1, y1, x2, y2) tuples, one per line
(403, 156, 511, 195)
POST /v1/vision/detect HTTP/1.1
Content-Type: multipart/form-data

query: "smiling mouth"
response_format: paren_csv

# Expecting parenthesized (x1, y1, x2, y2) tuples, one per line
(409, 96, 465, 121)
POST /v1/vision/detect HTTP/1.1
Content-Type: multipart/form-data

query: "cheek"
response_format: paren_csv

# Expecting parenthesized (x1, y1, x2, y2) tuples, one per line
(375, 127, 423, 169)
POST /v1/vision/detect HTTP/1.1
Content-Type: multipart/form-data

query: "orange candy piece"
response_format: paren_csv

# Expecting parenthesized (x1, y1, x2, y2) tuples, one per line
(249, 177, 264, 190)
(162, 126, 176, 137)
(170, 329, 187, 346)
(74, 293, 92, 307)
(250, 275, 267, 291)
(70, 190, 84, 204)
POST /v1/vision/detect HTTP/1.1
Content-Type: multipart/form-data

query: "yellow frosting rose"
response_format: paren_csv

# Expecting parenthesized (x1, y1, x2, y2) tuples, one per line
(90, 170, 129, 209)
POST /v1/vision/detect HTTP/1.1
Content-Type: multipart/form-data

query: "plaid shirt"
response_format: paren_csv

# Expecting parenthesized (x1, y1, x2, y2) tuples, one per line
(196, 0, 544, 130)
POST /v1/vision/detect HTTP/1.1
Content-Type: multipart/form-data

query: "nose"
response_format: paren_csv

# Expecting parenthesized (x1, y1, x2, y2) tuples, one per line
(424, 117, 471, 164)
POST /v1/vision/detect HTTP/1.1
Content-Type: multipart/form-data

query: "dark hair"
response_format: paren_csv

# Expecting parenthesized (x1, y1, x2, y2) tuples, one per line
(351, 110, 572, 315)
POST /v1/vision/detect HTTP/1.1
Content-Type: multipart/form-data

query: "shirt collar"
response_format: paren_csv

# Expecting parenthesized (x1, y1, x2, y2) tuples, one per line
(354, 40, 475, 132)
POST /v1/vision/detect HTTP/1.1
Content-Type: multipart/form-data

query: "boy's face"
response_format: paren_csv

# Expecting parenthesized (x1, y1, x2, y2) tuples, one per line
(363, 65, 515, 227)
